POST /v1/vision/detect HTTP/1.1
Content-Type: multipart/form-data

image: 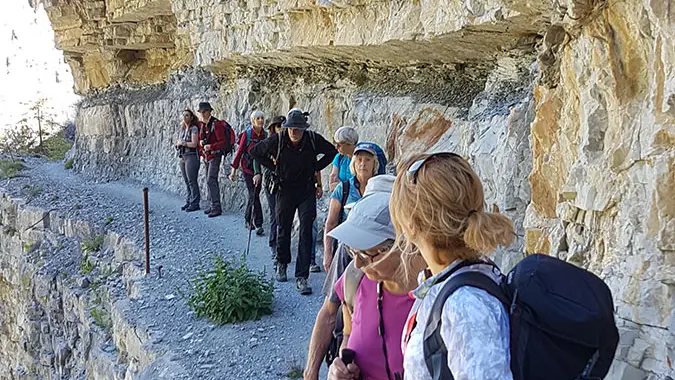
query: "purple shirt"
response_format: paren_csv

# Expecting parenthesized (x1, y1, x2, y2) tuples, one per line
(335, 274, 414, 380)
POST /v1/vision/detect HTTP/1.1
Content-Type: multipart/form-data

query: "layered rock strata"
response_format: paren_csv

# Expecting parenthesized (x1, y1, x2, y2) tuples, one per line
(29, 0, 675, 379)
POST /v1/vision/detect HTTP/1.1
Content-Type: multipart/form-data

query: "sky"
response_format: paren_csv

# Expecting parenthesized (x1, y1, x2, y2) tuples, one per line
(0, 0, 79, 136)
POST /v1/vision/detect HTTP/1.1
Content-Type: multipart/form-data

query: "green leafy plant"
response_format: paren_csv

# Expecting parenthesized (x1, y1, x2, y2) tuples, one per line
(81, 235, 104, 253)
(64, 158, 74, 170)
(23, 241, 35, 253)
(0, 159, 27, 179)
(183, 254, 274, 325)
(104, 216, 113, 226)
(79, 255, 95, 274)
(90, 307, 112, 331)
(286, 365, 304, 379)
(41, 131, 72, 161)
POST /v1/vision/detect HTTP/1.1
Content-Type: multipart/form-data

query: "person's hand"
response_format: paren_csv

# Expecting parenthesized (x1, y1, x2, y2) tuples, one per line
(198, 140, 204, 147)
(176, 140, 183, 147)
(204, 144, 211, 151)
(253, 174, 262, 187)
(323, 247, 333, 273)
(328, 358, 360, 380)
(315, 186, 323, 200)
(229, 170, 237, 182)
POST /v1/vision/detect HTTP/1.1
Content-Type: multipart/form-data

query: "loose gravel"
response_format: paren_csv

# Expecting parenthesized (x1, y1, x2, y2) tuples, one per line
(1, 156, 329, 380)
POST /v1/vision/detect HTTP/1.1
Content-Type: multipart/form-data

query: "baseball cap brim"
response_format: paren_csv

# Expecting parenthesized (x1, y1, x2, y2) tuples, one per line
(328, 221, 391, 251)
(284, 124, 309, 130)
(353, 146, 376, 156)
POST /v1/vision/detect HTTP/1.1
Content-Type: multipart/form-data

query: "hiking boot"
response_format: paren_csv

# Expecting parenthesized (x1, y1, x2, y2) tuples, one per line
(181, 204, 189, 211)
(207, 209, 222, 218)
(276, 263, 287, 282)
(296, 278, 312, 295)
(185, 205, 200, 212)
(203, 207, 211, 215)
(310, 263, 321, 273)
(256, 227, 265, 236)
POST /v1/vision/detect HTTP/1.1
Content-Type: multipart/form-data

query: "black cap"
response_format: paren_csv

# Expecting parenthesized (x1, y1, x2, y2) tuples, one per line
(198, 102, 213, 112)
(269, 115, 286, 127)
(282, 109, 309, 130)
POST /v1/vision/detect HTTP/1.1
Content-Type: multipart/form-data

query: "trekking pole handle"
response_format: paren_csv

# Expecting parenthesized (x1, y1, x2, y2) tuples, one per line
(341, 349, 355, 365)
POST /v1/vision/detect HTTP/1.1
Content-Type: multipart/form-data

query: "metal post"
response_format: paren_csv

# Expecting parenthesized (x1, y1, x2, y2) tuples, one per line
(143, 188, 150, 275)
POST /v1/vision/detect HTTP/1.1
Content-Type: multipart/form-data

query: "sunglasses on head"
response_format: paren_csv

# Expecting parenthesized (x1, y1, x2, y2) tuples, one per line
(407, 152, 463, 184)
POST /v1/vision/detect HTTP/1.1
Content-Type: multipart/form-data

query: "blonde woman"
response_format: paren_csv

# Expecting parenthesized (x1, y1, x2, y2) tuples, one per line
(323, 143, 379, 272)
(390, 153, 515, 380)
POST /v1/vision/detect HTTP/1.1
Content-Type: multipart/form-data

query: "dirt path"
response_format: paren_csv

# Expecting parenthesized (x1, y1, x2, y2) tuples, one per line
(4, 158, 328, 379)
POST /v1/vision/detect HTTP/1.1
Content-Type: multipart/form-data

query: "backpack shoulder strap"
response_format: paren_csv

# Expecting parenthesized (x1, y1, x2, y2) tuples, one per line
(337, 180, 350, 225)
(423, 271, 508, 380)
(308, 130, 317, 153)
(245, 128, 252, 147)
(342, 260, 364, 315)
(275, 130, 284, 163)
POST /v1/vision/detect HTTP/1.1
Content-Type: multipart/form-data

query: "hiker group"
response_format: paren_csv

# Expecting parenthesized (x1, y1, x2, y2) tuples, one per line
(177, 103, 621, 380)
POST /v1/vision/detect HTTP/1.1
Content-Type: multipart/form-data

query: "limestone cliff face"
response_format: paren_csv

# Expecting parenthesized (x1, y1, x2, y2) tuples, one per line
(35, 0, 675, 378)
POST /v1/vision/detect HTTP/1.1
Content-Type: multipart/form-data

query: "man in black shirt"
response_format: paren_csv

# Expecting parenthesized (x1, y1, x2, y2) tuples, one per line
(250, 109, 337, 295)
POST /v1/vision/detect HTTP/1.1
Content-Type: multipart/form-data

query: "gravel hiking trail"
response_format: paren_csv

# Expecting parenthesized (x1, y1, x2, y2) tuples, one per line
(2, 157, 329, 380)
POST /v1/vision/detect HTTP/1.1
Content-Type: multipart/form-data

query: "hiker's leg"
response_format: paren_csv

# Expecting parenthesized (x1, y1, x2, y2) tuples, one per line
(276, 191, 294, 265)
(186, 154, 201, 207)
(253, 178, 263, 228)
(179, 156, 190, 205)
(295, 193, 316, 279)
(311, 219, 318, 263)
(265, 188, 277, 248)
(206, 155, 222, 211)
(243, 172, 256, 226)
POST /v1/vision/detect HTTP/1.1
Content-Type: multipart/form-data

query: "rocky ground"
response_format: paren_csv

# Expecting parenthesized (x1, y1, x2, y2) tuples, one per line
(1, 156, 329, 380)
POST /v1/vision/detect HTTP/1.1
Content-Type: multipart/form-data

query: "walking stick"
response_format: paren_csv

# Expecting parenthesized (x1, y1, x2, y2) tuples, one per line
(244, 183, 258, 260)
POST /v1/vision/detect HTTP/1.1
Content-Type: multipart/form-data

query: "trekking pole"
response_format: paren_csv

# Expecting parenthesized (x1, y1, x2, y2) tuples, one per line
(244, 184, 257, 260)
(143, 188, 150, 275)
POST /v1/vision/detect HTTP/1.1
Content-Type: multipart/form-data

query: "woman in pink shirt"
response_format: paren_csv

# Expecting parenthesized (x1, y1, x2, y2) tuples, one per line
(327, 185, 424, 380)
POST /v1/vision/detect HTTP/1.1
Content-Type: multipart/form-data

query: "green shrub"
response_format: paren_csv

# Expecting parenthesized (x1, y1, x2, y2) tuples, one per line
(64, 158, 74, 170)
(42, 131, 72, 161)
(183, 254, 274, 325)
(80, 255, 95, 274)
(0, 159, 27, 179)
(90, 307, 112, 331)
(104, 216, 113, 226)
(286, 365, 304, 379)
(23, 241, 34, 253)
(81, 235, 104, 253)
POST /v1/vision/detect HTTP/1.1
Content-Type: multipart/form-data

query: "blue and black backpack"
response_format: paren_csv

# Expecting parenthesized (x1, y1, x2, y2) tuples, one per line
(424, 254, 619, 380)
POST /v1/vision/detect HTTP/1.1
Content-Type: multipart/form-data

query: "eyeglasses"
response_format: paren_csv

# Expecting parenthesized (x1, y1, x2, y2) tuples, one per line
(407, 152, 463, 184)
(182, 114, 191, 118)
(348, 244, 392, 264)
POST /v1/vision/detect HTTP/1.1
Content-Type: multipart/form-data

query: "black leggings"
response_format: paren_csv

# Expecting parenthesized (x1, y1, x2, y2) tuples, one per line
(244, 173, 263, 227)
